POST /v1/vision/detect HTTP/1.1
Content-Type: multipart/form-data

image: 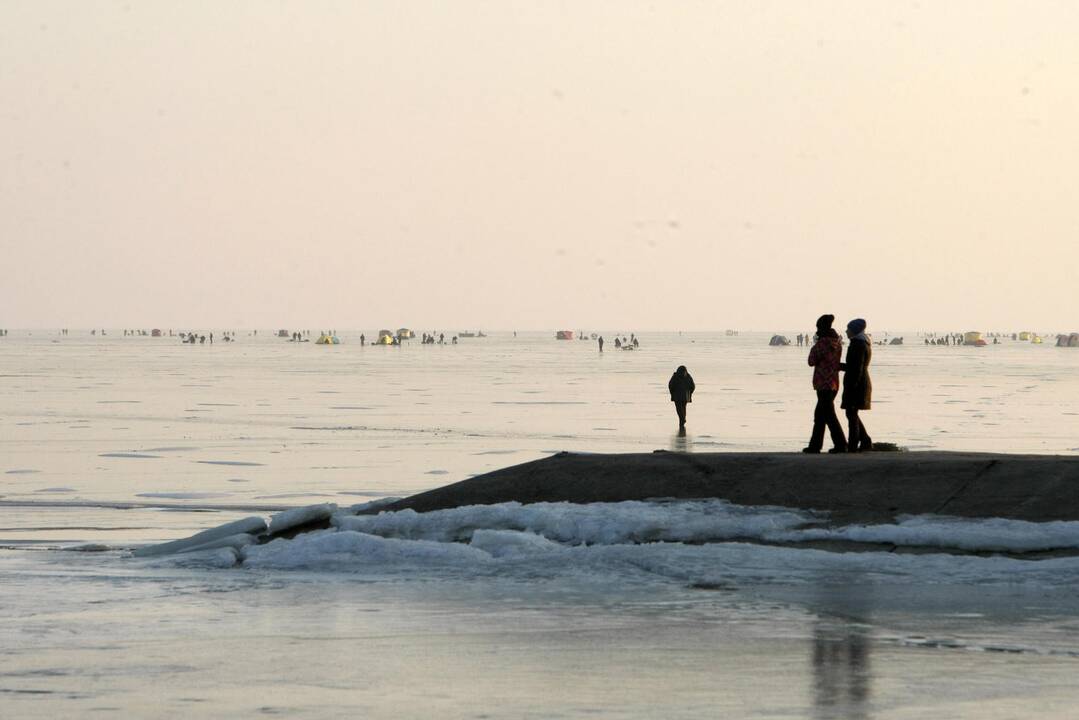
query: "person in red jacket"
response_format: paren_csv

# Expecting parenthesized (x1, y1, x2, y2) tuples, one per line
(804, 314, 848, 453)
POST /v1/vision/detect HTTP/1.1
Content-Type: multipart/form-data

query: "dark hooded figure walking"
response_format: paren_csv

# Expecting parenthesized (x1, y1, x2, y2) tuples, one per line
(804, 314, 847, 453)
(840, 318, 873, 452)
(668, 365, 695, 430)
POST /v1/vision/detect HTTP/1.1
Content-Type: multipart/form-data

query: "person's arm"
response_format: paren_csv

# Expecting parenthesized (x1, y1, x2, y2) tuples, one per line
(686, 374, 695, 393)
(808, 341, 820, 366)
(845, 342, 865, 382)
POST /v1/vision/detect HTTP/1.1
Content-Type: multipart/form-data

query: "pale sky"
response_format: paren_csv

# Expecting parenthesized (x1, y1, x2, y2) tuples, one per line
(3, 1, 1078, 330)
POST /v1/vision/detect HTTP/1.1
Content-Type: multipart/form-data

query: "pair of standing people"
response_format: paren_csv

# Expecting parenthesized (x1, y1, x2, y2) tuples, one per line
(804, 315, 872, 453)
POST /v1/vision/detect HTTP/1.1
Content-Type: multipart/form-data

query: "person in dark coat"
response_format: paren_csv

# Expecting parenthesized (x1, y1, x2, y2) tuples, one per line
(804, 314, 847, 453)
(840, 318, 873, 452)
(668, 365, 695, 430)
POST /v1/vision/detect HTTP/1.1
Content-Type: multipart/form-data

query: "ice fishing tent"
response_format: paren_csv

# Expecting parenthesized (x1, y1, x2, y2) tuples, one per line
(769, 335, 791, 346)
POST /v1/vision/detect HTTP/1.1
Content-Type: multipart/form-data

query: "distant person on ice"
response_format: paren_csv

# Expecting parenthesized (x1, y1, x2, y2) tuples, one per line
(668, 365, 695, 431)
(840, 318, 873, 452)
(803, 314, 847, 453)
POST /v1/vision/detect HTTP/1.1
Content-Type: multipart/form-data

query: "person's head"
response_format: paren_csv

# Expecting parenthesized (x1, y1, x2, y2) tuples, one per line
(676, 365, 687, 375)
(815, 314, 834, 332)
(846, 318, 867, 339)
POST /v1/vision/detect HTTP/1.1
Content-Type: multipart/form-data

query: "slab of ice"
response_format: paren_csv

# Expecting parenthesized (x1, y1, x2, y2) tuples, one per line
(332, 501, 1079, 554)
(131, 516, 267, 557)
(776, 515, 1079, 553)
(170, 547, 243, 568)
(332, 499, 816, 545)
(469, 529, 568, 558)
(347, 497, 401, 514)
(242, 530, 493, 569)
(237, 525, 1079, 589)
(267, 503, 337, 535)
(178, 533, 258, 554)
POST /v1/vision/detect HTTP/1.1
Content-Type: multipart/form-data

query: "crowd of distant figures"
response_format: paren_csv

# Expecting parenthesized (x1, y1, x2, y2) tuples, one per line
(594, 334, 640, 352)
(924, 333, 967, 346)
(6, 329, 1075, 350)
(420, 333, 457, 345)
(178, 331, 237, 344)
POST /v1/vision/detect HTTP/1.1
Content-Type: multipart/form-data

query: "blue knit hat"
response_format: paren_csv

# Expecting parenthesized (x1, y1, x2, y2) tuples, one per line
(847, 318, 867, 334)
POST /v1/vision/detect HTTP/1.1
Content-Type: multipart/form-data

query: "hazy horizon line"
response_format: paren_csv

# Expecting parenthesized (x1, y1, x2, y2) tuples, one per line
(2, 327, 1074, 334)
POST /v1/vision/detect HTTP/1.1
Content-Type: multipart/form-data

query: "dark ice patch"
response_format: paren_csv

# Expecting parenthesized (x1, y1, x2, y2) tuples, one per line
(338, 491, 398, 497)
(137, 492, 232, 499)
(196, 460, 265, 467)
(493, 401, 587, 405)
(254, 493, 334, 499)
(99, 453, 162, 459)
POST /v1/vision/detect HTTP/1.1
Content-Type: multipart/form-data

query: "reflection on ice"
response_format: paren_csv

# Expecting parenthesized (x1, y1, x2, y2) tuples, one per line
(812, 617, 872, 720)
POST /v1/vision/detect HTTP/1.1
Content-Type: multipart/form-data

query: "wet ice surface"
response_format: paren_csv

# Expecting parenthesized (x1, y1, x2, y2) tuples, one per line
(2, 330, 1079, 717)
(4, 542, 1079, 719)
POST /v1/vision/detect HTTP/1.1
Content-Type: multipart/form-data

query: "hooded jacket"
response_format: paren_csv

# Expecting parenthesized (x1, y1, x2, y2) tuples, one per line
(841, 335, 873, 410)
(807, 329, 843, 391)
(668, 369, 695, 403)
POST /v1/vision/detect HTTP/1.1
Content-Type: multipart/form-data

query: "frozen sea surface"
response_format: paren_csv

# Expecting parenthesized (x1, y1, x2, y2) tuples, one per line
(3, 330, 1077, 510)
(2, 330, 1079, 717)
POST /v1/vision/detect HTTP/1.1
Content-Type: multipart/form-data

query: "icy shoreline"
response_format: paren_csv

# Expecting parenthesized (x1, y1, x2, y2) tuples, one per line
(383, 450, 1079, 522)
(124, 451, 1079, 565)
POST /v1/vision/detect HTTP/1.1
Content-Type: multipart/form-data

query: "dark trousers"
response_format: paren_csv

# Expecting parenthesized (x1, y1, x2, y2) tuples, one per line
(674, 400, 687, 427)
(809, 389, 846, 451)
(845, 408, 872, 451)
